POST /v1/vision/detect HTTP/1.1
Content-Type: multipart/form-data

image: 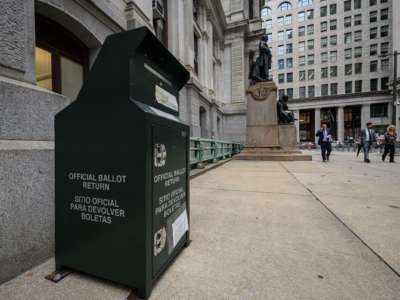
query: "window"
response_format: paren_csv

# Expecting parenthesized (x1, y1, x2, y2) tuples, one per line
(354, 0, 361, 9)
(381, 42, 389, 55)
(299, 86, 306, 98)
(287, 88, 293, 99)
(278, 73, 285, 83)
(299, 26, 305, 37)
(354, 47, 362, 58)
(345, 48, 352, 59)
(308, 85, 315, 97)
(354, 14, 362, 26)
(307, 39, 314, 50)
(287, 43, 293, 54)
(320, 6, 327, 17)
(278, 31, 285, 41)
(261, 6, 272, 17)
(298, 11, 305, 22)
(321, 67, 328, 78)
(278, 59, 285, 69)
(330, 19, 337, 30)
(308, 54, 314, 65)
(344, 32, 352, 44)
(267, 33, 273, 42)
(279, 89, 285, 98)
(299, 70, 306, 81)
(278, 45, 285, 55)
(307, 24, 314, 35)
(287, 72, 293, 83)
(262, 19, 273, 29)
(307, 9, 314, 20)
(330, 4, 337, 15)
(370, 27, 378, 39)
(354, 30, 362, 42)
(370, 11, 378, 23)
(321, 52, 328, 63)
(278, 16, 285, 26)
(321, 36, 328, 48)
(330, 51, 337, 63)
(345, 81, 352, 94)
(285, 15, 293, 25)
(355, 62, 362, 74)
(35, 15, 88, 100)
(308, 69, 315, 80)
(381, 59, 389, 71)
(330, 83, 338, 95)
(370, 78, 378, 91)
(371, 103, 388, 118)
(299, 56, 306, 66)
(279, 2, 292, 11)
(355, 80, 362, 92)
(370, 60, 378, 72)
(330, 66, 337, 77)
(298, 0, 313, 7)
(344, 0, 351, 11)
(330, 35, 337, 46)
(381, 8, 389, 21)
(344, 16, 352, 28)
(381, 0, 388, 3)
(381, 26, 389, 38)
(321, 84, 329, 96)
(194, 34, 199, 74)
(345, 64, 352, 75)
(287, 29, 293, 39)
(321, 21, 328, 32)
(298, 41, 305, 52)
(381, 77, 389, 90)
(370, 44, 378, 56)
(287, 57, 293, 68)
(370, 0, 377, 5)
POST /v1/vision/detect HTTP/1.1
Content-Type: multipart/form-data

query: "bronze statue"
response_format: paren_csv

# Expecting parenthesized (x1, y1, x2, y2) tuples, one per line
(249, 34, 272, 85)
(277, 95, 295, 124)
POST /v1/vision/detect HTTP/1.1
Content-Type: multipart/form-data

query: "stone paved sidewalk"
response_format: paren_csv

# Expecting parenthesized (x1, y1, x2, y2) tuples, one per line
(1, 151, 399, 299)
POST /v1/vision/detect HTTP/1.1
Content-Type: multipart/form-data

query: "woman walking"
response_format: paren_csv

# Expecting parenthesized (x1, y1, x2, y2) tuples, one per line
(382, 125, 397, 163)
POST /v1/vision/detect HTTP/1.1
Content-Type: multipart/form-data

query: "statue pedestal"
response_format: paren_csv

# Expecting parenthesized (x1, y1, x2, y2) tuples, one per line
(235, 81, 312, 161)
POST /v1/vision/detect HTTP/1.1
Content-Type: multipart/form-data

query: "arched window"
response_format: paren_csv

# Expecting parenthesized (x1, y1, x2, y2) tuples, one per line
(261, 6, 272, 18)
(279, 2, 292, 11)
(35, 14, 89, 100)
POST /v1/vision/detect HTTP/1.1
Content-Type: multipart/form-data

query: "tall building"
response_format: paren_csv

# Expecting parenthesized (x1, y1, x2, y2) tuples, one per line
(260, 0, 395, 143)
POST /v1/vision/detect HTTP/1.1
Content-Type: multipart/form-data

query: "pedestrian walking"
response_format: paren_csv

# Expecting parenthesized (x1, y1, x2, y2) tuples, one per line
(382, 125, 397, 163)
(316, 122, 333, 162)
(360, 122, 376, 163)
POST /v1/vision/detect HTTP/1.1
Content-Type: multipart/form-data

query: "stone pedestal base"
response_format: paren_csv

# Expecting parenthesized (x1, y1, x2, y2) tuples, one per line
(236, 81, 311, 161)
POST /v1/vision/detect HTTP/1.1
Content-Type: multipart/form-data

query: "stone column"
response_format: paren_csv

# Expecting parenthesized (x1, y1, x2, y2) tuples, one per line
(314, 108, 321, 144)
(396, 104, 400, 141)
(361, 104, 370, 128)
(337, 106, 344, 142)
(293, 110, 300, 143)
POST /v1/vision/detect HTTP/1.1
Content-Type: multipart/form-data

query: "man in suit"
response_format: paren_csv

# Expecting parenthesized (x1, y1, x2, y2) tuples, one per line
(360, 122, 376, 163)
(316, 122, 333, 162)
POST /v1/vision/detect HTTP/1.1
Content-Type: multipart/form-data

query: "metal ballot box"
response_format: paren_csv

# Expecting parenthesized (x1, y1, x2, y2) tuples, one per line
(55, 27, 190, 299)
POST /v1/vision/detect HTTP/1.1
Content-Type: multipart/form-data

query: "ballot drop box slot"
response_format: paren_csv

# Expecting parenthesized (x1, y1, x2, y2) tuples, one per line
(55, 27, 190, 299)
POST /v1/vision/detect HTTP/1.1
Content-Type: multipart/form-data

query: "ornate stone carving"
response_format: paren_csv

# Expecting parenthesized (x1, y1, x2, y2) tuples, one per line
(246, 82, 277, 101)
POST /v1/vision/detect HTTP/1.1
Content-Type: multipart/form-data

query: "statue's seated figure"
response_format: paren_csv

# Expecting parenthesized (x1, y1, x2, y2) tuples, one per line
(277, 95, 295, 125)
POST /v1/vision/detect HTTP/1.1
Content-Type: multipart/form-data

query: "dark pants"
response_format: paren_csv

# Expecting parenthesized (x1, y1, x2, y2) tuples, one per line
(382, 144, 395, 162)
(320, 142, 332, 161)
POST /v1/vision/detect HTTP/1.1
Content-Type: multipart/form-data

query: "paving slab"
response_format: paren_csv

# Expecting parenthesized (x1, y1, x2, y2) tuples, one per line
(1, 156, 399, 300)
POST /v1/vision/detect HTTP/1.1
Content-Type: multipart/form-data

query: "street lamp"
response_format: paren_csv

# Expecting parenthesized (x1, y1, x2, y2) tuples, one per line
(380, 51, 399, 125)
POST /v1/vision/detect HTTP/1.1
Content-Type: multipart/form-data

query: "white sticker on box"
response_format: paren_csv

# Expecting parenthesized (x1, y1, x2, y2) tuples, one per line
(155, 85, 178, 112)
(172, 209, 189, 248)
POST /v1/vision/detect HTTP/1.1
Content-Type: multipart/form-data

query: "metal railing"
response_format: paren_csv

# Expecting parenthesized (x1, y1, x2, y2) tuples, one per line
(190, 138, 244, 168)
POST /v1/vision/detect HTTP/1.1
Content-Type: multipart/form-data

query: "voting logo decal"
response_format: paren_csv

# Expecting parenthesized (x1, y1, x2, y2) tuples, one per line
(154, 144, 167, 167)
(154, 227, 167, 256)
